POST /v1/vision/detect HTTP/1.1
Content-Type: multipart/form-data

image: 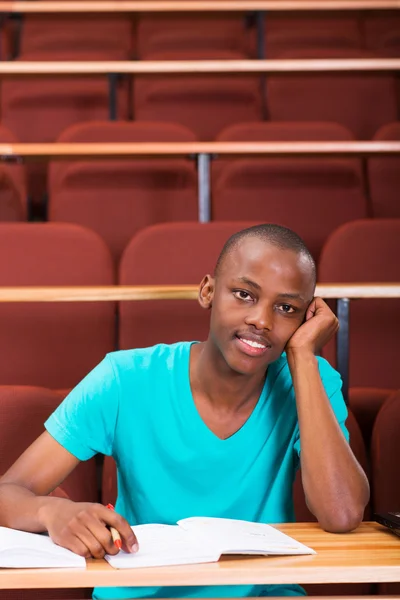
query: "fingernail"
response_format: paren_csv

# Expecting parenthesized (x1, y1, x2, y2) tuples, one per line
(131, 543, 139, 553)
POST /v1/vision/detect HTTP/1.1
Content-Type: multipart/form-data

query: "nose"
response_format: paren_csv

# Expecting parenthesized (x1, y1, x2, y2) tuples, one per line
(245, 303, 273, 331)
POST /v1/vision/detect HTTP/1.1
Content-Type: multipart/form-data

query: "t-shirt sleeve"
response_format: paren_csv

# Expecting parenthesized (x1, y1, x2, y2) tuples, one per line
(45, 355, 120, 461)
(293, 357, 349, 459)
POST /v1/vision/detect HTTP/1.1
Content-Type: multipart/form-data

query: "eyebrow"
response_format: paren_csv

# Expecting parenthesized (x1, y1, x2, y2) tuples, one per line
(237, 277, 262, 291)
(237, 278, 306, 302)
(278, 292, 306, 302)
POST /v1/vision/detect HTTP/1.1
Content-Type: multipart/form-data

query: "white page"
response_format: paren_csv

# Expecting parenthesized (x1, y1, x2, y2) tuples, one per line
(105, 524, 220, 569)
(178, 517, 316, 556)
(0, 527, 86, 568)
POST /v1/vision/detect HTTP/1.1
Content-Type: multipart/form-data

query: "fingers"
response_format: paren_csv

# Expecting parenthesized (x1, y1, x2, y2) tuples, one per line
(96, 505, 138, 554)
(52, 503, 139, 559)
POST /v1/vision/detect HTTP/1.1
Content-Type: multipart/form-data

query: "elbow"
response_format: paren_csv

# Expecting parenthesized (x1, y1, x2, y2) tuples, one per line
(320, 503, 366, 534)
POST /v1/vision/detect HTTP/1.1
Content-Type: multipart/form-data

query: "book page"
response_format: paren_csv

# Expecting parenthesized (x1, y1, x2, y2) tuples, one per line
(0, 527, 86, 568)
(178, 517, 316, 556)
(105, 524, 220, 569)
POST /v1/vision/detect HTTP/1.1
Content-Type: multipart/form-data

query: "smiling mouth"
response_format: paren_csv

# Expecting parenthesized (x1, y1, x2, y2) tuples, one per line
(235, 335, 271, 356)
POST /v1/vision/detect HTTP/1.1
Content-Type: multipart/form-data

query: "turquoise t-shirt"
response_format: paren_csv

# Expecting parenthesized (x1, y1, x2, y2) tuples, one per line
(45, 341, 349, 599)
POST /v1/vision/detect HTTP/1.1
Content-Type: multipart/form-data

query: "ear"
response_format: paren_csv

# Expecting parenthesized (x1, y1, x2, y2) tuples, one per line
(198, 274, 215, 310)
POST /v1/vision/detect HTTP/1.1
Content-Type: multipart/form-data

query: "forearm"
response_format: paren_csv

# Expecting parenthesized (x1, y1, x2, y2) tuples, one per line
(287, 349, 370, 533)
(0, 482, 70, 532)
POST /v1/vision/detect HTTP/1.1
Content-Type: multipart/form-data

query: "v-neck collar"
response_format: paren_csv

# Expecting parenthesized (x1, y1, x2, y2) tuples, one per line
(180, 342, 272, 448)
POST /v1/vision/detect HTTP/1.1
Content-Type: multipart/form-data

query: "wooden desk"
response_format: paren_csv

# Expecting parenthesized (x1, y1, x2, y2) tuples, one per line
(0, 523, 399, 589)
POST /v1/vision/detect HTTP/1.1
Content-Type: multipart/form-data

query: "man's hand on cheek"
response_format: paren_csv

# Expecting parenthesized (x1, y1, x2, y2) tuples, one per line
(286, 297, 339, 355)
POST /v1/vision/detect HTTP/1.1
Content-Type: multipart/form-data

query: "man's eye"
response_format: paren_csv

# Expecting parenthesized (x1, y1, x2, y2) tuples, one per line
(278, 304, 295, 314)
(234, 290, 253, 302)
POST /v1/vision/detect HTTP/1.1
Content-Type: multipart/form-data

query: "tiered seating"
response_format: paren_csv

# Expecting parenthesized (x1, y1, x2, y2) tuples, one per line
(0, 223, 115, 389)
(0, 52, 129, 203)
(48, 121, 199, 263)
(0, 7, 399, 587)
(213, 122, 367, 259)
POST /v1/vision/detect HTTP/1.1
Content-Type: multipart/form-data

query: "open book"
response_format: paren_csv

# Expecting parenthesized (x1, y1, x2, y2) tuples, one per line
(105, 517, 316, 569)
(0, 527, 86, 569)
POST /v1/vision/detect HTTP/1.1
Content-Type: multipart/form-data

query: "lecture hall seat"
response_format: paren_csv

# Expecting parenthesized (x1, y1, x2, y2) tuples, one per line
(119, 221, 262, 350)
(363, 9, 400, 56)
(369, 122, 400, 218)
(137, 13, 252, 57)
(263, 11, 363, 57)
(19, 15, 133, 57)
(0, 385, 96, 600)
(0, 223, 115, 389)
(48, 121, 199, 264)
(266, 49, 398, 140)
(0, 51, 129, 204)
(134, 51, 263, 141)
(213, 122, 368, 260)
(318, 219, 400, 397)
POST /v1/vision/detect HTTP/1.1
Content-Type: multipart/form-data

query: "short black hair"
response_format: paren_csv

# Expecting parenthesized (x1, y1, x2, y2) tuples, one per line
(214, 223, 316, 286)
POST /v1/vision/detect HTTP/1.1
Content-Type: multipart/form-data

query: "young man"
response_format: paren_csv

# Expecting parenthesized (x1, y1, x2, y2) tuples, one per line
(0, 224, 369, 599)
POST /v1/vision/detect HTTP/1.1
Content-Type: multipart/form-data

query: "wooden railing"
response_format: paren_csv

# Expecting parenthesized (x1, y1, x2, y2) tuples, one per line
(0, 283, 398, 303)
(0, 0, 398, 12)
(1, 141, 399, 159)
(0, 58, 399, 76)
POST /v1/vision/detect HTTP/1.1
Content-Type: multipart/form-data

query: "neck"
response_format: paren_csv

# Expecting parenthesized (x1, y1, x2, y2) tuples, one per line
(190, 340, 267, 413)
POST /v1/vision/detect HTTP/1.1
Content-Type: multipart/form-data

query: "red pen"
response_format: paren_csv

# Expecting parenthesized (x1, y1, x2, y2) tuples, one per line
(107, 503, 122, 550)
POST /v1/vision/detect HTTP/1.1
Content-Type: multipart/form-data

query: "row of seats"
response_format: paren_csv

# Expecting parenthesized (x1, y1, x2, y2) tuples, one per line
(0, 219, 398, 423)
(0, 384, 398, 599)
(1, 120, 399, 262)
(2, 11, 400, 59)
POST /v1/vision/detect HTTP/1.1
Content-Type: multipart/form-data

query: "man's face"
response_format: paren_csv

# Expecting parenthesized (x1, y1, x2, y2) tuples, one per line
(202, 237, 315, 377)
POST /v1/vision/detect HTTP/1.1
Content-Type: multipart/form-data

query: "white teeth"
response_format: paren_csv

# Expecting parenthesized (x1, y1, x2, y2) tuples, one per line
(240, 338, 266, 349)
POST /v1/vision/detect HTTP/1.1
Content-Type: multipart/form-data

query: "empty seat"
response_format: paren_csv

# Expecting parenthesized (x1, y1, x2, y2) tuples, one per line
(263, 11, 362, 57)
(0, 52, 129, 203)
(119, 221, 261, 350)
(48, 121, 199, 263)
(19, 15, 133, 57)
(213, 122, 367, 260)
(134, 51, 263, 140)
(349, 387, 394, 452)
(0, 124, 28, 221)
(369, 122, 400, 218)
(319, 219, 400, 390)
(363, 10, 400, 55)
(137, 14, 251, 57)
(0, 385, 95, 600)
(0, 223, 115, 389)
(267, 49, 398, 140)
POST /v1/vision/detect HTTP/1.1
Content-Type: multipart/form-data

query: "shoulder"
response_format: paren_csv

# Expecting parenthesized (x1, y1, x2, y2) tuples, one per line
(106, 341, 194, 381)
